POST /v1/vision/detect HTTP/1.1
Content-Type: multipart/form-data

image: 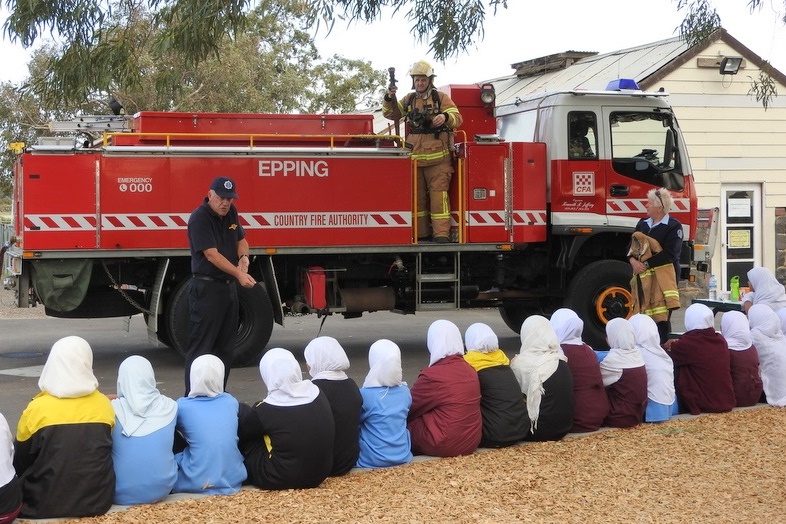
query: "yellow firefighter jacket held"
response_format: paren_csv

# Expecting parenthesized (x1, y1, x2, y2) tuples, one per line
(628, 231, 680, 322)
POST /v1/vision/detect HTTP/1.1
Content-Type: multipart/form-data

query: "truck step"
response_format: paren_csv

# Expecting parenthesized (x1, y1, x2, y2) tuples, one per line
(417, 303, 459, 311)
(417, 273, 458, 282)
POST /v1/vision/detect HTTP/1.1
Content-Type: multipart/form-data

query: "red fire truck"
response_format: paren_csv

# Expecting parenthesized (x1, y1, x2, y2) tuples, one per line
(9, 79, 698, 364)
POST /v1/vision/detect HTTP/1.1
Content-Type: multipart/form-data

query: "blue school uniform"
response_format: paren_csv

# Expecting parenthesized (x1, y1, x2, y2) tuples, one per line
(357, 385, 413, 469)
(173, 393, 246, 495)
(112, 417, 178, 505)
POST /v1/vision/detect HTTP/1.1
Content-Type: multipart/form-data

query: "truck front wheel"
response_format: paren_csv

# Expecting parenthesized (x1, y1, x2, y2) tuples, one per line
(564, 260, 633, 350)
(165, 279, 274, 367)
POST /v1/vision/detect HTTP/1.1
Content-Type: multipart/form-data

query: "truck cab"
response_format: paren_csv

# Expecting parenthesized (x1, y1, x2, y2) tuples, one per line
(491, 80, 697, 342)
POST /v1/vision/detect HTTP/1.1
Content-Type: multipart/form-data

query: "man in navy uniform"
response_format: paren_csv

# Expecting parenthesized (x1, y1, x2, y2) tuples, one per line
(185, 176, 256, 393)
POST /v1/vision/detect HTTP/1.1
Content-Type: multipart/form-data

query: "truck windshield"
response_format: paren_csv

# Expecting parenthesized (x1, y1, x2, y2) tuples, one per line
(609, 111, 684, 191)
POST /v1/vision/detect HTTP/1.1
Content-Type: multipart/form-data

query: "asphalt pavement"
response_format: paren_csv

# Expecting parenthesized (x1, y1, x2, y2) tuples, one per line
(0, 308, 520, 431)
(0, 304, 704, 433)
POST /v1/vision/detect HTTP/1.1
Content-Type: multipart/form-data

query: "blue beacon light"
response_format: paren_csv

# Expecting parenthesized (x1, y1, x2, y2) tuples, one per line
(606, 78, 640, 91)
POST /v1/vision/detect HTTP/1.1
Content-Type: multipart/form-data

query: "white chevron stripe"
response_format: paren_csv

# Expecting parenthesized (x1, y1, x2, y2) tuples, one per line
(25, 214, 96, 231)
(100, 214, 191, 230)
(461, 210, 547, 226)
(607, 198, 691, 214)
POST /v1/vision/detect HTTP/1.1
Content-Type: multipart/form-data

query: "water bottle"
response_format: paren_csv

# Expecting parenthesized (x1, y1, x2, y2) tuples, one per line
(730, 276, 740, 301)
(708, 274, 718, 301)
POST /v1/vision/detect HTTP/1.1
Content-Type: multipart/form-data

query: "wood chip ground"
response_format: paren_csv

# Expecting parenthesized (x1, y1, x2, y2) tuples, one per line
(23, 406, 786, 524)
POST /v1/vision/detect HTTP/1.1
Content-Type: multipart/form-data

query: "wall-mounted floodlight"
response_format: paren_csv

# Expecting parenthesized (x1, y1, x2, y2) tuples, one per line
(719, 57, 743, 75)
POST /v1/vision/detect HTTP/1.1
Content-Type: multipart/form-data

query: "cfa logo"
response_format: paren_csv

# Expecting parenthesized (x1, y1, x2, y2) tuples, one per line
(573, 172, 594, 196)
(259, 160, 329, 177)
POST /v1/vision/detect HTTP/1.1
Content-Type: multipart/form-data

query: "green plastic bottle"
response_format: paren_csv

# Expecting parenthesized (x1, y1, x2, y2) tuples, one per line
(730, 276, 740, 301)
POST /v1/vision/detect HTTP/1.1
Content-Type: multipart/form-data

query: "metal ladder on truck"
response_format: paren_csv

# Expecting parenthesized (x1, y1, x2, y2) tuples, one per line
(415, 251, 460, 311)
(47, 115, 131, 133)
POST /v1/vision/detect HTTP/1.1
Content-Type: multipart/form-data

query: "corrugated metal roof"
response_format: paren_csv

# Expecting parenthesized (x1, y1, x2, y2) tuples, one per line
(368, 29, 786, 132)
(491, 36, 690, 107)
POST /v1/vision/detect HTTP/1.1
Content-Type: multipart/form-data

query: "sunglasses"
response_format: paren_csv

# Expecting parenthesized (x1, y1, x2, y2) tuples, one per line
(654, 190, 665, 209)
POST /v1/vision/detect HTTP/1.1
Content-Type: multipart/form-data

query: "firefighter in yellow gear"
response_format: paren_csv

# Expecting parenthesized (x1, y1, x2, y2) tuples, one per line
(382, 60, 463, 242)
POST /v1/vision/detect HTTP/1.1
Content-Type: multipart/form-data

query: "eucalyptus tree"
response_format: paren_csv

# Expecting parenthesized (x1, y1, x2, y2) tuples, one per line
(678, 0, 780, 109)
(2, 0, 507, 106)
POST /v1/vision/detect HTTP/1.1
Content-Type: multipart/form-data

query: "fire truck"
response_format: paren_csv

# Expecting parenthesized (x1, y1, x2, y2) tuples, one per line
(8, 79, 698, 365)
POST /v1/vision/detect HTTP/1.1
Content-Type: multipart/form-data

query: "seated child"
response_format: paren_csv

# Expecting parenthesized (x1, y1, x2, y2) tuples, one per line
(173, 354, 246, 495)
(0, 413, 21, 524)
(511, 315, 574, 441)
(14, 336, 115, 519)
(720, 311, 763, 407)
(600, 318, 648, 428)
(550, 308, 609, 432)
(111, 355, 178, 505)
(357, 339, 413, 469)
(408, 319, 482, 457)
(304, 336, 362, 476)
(463, 322, 529, 447)
(628, 314, 675, 422)
(747, 305, 786, 406)
(666, 303, 736, 414)
(238, 348, 335, 489)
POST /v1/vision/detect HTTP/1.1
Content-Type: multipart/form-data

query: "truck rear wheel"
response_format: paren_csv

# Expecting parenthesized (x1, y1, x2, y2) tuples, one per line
(499, 304, 529, 334)
(498, 301, 551, 335)
(233, 284, 275, 367)
(165, 279, 274, 367)
(564, 260, 633, 350)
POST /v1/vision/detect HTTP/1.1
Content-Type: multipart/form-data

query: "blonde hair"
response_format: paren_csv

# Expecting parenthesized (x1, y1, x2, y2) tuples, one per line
(647, 187, 673, 214)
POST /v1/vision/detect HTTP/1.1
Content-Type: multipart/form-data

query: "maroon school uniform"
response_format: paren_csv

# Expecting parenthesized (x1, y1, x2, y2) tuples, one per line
(669, 328, 736, 415)
(561, 343, 610, 432)
(408, 354, 482, 457)
(728, 346, 764, 407)
(604, 366, 648, 428)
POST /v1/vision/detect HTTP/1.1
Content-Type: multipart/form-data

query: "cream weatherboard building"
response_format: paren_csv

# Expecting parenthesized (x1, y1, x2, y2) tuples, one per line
(486, 28, 786, 292)
(373, 29, 786, 292)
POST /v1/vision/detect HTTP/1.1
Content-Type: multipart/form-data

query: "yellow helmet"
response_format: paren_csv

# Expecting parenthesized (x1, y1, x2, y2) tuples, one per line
(409, 60, 435, 78)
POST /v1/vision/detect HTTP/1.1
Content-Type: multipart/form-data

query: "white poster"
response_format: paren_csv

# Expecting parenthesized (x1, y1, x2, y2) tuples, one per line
(728, 198, 751, 218)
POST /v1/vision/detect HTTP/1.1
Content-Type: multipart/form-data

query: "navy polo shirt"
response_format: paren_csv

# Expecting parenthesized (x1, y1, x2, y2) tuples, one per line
(188, 198, 246, 277)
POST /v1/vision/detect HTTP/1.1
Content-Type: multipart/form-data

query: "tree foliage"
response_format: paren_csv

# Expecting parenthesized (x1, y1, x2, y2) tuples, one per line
(0, 0, 386, 194)
(677, 0, 783, 109)
(2, 0, 508, 106)
(748, 66, 778, 110)
(308, 0, 507, 61)
(676, 0, 722, 47)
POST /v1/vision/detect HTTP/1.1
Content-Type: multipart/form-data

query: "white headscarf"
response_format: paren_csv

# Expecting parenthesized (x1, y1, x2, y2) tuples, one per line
(600, 318, 645, 387)
(549, 308, 586, 346)
(510, 315, 566, 431)
(260, 348, 320, 407)
(748, 304, 786, 406)
(464, 323, 499, 353)
(363, 339, 405, 388)
(427, 319, 465, 366)
(629, 314, 674, 405)
(38, 335, 99, 398)
(188, 354, 225, 398)
(683, 303, 715, 331)
(0, 413, 14, 487)
(777, 308, 786, 335)
(746, 267, 786, 311)
(304, 336, 350, 381)
(112, 356, 177, 437)
(721, 310, 753, 351)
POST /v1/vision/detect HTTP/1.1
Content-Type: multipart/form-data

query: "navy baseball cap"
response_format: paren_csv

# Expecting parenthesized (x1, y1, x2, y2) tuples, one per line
(210, 176, 238, 199)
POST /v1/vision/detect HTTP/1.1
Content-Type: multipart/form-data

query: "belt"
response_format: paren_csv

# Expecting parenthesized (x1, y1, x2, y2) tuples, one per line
(193, 274, 233, 284)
